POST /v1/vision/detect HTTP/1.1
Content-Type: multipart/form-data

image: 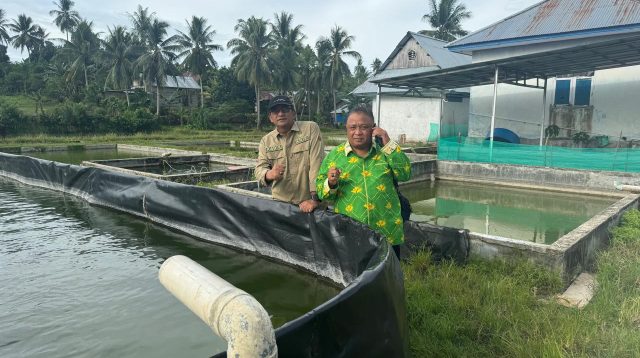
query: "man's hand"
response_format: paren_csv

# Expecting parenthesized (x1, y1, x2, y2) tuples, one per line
(266, 164, 286, 182)
(328, 167, 341, 188)
(299, 199, 319, 213)
(372, 127, 391, 146)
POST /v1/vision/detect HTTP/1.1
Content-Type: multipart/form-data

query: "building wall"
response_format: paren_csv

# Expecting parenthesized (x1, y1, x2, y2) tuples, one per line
(372, 96, 470, 142)
(373, 96, 442, 143)
(442, 98, 470, 138)
(387, 38, 437, 69)
(468, 65, 640, 141)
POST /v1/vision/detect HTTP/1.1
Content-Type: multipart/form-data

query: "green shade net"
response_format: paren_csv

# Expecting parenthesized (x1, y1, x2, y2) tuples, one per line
(438, 136, 640, 172)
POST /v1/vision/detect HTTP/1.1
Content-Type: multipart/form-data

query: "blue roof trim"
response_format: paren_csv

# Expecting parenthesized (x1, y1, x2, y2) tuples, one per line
(448, 23, 640, 53)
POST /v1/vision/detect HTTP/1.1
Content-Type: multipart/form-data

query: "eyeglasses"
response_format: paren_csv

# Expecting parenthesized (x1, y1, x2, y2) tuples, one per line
(347, 125, 373, 131)
(270, 106, 292, 114)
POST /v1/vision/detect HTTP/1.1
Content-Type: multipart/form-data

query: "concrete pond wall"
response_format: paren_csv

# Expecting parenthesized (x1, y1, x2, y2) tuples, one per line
(438, 160, 640, 284)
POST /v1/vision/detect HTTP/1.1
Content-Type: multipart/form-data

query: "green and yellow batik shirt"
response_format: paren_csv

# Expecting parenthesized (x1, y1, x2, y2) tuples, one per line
(316, 140, 411, 245)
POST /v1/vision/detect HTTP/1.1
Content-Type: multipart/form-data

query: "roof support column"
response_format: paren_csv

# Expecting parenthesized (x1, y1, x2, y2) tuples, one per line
(538, 78, 548, 147)
(376, 84, 382, 126)
(489, 65, 499, 162)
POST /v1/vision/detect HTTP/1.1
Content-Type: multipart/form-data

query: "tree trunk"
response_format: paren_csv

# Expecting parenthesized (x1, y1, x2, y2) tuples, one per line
(125, 91, 130, 107)
(255, 83, 260, 130)
(84, 67, 89, 90)
(307, 88, 311, 121)
(156, 83, 161, 116)
(331, 75, 337, 125)
(200, 77, 204, 108)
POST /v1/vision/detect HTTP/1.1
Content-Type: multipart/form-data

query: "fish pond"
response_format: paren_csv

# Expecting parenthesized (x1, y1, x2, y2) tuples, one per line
(0, 178, 339, 358)
(401, 180, 618, 244)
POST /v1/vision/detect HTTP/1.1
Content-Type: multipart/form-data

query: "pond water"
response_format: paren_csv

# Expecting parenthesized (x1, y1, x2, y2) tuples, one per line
(23, 148, 150, 165)
(401, 180, 618, 244)
(0, 178, 339, 358)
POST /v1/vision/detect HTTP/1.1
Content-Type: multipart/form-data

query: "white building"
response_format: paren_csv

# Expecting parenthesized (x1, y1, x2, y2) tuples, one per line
(352, 32, 471, 143)
(445, 0, 640, 143)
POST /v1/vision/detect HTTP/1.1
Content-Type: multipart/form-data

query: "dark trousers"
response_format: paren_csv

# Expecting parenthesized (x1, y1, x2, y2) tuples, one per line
(392, 244, 401, 260)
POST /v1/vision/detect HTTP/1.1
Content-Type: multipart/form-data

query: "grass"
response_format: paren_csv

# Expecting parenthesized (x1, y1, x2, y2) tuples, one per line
(0, 95, 57, 115)
(0, 127, 346, 159)
(404, 209, 640, 357)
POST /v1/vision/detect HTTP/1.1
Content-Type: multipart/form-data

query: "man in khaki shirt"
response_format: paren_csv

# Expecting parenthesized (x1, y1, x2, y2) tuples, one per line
(255, 96, 325, 213)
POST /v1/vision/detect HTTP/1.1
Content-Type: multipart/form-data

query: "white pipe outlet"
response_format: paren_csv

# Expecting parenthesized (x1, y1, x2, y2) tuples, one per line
(159, 255, 277, 358)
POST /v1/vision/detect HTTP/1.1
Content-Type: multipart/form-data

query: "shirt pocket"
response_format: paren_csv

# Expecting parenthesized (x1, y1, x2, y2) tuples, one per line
(266, 150, 285, 168)
(288, 143, 309, 175)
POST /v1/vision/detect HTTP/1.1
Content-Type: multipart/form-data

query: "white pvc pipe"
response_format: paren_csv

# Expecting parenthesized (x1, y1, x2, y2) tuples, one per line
(376, 84, 382, 126)
(159, 255, 277, 358)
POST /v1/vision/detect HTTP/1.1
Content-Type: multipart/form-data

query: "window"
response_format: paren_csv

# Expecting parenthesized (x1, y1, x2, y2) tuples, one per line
(408, 50, 416, 61)
(574, 78, 592, 106)
(554, 77, 592, 106)
(554, 79, 571, 105)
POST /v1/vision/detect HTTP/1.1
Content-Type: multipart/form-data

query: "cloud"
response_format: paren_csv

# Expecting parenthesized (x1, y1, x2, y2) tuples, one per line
(2, 0, 541, 68)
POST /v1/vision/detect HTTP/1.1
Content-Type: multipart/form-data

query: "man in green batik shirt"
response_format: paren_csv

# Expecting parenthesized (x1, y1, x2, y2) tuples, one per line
(316, 106, 411, 257)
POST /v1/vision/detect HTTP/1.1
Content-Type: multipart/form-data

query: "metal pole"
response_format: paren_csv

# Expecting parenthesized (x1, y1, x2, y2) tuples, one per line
(489, 65, 499, 162)
(539, 78, 548, 147)
(376, 84, 382, 126)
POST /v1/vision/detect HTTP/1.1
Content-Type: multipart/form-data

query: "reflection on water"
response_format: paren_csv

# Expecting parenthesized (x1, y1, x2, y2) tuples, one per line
(24, 148, 150, 165)
(401, 180, 617, 244)
(0, 178, 338, 358)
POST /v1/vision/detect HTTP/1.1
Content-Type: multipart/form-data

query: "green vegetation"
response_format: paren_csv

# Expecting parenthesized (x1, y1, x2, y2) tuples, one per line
(404, 209, 640, 357)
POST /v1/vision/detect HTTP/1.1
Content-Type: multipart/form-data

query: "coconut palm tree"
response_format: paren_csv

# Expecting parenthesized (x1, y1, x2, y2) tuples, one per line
(103, 26, 138, 106)
(353, 58, 371, 84)
(62, 20, 100, 89)
(128, 5, 156, 46)
(270, 12, 305, 94)
(0, 9, 11, 46)
(322, 26, 361, 124)
(296, 45, 316, 120)
(135, 19, 179, 115)
(49, 0, 80, 41)
(227, 16, 274, 129)
(421, 0, 471, 42)
(175, 16, 223, 108)
(9, 14, 40, 57)
(312, 39, 331, 116)
(371, 58, 382, 74)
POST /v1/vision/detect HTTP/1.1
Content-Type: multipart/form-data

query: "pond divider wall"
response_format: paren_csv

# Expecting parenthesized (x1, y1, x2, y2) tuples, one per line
(438, 160, 640, 284)
(83, 155, 255, 185)
(0, 152, 409, 357)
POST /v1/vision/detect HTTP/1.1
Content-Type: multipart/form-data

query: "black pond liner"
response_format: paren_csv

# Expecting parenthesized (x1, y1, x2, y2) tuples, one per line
(0, 152, 469, 357)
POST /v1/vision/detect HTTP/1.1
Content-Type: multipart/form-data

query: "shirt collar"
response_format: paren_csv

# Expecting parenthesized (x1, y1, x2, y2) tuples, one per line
(271, 121, 300, 139)
(343, 141, 378, 157)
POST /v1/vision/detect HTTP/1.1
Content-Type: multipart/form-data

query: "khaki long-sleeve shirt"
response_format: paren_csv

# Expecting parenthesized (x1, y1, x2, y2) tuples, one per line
(256, 121, 325, 204)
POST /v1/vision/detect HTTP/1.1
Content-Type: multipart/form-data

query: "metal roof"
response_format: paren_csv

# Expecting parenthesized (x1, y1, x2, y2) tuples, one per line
(154, 75, 200, 89)
(380, 32, 471, 71)
(352, 32, 470, 96)
(352, 67, 441, 95)
(373, 34, 640, 90)
(448, 0, 640, 53)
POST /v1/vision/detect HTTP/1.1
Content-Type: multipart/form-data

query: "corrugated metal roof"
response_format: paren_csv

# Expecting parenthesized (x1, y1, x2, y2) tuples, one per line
(353, 32, 470, 95)
(352, 67, 441, 95)
(449, 0, 640, 51)
(154, 75, 201, 89)
(374, 34, 640, 90)
(412, 33, 472, 68)
(379, 32, 470, 71)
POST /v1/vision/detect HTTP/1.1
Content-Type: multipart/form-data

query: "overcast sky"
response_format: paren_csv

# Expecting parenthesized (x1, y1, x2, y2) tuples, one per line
(1, 0, 542, 68)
